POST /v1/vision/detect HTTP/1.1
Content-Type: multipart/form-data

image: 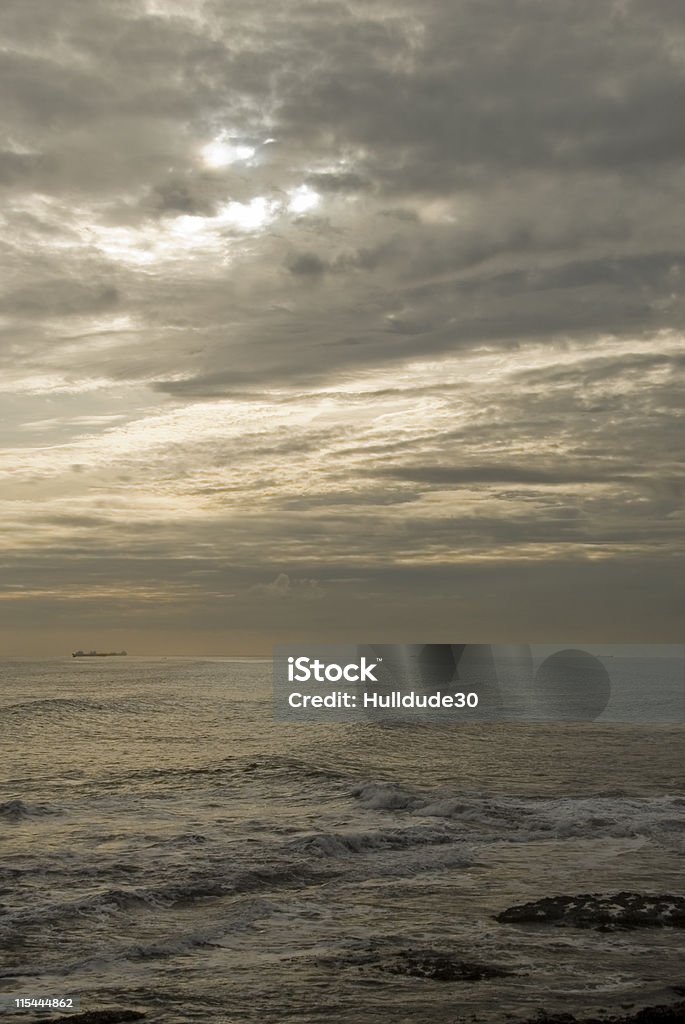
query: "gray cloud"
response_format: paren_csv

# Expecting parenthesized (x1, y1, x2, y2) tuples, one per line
(286, 252, 329, 277)
(305, 171, 370, 193)
(380, 465, 633, 486)
(0, 0, 683, 651)
(4, 280, 120, 318)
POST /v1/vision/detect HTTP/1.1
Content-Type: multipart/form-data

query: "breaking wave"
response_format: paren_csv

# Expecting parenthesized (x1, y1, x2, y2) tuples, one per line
(350, 782, 685, 849)
(286, 824, 454, 858)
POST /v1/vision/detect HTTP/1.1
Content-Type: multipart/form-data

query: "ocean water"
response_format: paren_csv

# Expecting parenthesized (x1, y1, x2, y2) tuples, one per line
(0, 657, 683, 1024)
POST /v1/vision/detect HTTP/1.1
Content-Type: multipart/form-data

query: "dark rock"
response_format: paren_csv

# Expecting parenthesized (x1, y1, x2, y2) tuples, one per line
(630, 1010, 685, 1024)
(512, 1002, 685, 1024)
(496, 893, 685, 930)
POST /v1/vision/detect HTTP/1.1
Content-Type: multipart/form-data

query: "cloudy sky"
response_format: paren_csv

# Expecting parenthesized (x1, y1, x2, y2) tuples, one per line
(1, 0, 683, 654)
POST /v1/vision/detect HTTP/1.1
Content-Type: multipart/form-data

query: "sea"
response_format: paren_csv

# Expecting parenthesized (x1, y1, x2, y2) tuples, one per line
(1, 657, 683, 1024)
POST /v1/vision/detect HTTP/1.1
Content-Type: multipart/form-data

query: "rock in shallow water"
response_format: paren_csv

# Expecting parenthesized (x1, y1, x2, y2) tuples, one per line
(513, 1001, 685, 1024)
(379, 949, 512, 981)
(496, 892, 685, 930)
(312, 943, 513, 982)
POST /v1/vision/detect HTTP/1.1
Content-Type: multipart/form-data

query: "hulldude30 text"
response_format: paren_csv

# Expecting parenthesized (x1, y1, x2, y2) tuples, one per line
(287, 690, 479, 709)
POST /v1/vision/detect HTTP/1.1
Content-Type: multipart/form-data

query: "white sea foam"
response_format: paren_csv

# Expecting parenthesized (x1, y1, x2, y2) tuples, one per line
(350, 782, 685, 849)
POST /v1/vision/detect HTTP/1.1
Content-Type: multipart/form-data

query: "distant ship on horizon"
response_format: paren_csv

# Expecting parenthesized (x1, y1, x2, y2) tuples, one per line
(72, 650, 128, 658)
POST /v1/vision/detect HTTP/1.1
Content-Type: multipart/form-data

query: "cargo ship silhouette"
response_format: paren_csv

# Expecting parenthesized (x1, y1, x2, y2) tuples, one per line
(72, 650, 127, 657)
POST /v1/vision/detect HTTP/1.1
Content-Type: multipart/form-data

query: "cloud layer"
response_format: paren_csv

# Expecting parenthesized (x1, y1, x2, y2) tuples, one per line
(1, 0, 683, 651)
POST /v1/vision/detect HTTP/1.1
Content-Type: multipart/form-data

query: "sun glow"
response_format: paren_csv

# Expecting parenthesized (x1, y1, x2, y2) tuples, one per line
(218, 197, 277, 231)
(288, 185, 321, 214)
(200, 138, 256, 169)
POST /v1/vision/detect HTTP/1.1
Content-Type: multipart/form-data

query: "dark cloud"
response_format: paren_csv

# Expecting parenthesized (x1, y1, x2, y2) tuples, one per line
(286, 252, 329, 277)
(305, 171, 370, 193)
(148, 178, 214, 216)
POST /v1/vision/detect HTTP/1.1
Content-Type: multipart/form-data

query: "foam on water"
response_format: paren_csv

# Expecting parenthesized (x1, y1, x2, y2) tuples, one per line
(350, 781, 685, 851)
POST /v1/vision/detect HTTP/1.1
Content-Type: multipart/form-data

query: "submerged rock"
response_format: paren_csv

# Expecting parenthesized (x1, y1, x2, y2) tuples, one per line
(496, 892, 685, 930)
(379, 949, 512, 981)
(312, 941, 513, 982)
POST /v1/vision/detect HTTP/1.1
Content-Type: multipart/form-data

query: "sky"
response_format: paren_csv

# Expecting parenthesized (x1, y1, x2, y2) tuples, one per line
(1, 0, 684, 655)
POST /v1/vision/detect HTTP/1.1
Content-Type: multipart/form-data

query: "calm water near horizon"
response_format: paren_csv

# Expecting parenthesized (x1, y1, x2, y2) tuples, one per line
(1, 657, 683, 1023)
